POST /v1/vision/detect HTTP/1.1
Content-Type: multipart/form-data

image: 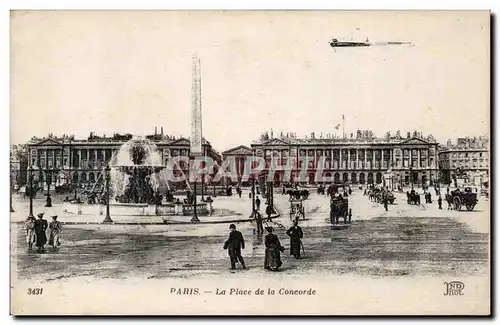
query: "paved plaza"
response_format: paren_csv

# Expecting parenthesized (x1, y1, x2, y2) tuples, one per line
(11, 188, 489, 282)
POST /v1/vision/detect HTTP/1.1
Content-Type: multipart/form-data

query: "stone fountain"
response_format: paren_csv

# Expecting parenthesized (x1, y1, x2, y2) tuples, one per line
(64, 137, 210, 217)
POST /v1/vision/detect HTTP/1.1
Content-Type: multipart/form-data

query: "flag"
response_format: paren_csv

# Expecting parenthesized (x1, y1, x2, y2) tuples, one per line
(335, 124, 340, 130)
(342, 114, 345, 120)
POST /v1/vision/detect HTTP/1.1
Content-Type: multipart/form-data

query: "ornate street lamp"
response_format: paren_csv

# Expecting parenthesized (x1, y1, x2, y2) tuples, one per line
(409, 166, 414, 190)
(250, 177, 256, 218)
(102, 164, 113, 223)
(28, 165, 34, 218)
(45, 169, 52, 207)
(73, 171, 79, 200)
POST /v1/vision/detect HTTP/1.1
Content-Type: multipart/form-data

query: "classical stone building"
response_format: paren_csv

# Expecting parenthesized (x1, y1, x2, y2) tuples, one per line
(247, 130, 439, 187)
(438, 136, 489, 186)
(26, 129, 221, 187)
(221, 145, 254, 185)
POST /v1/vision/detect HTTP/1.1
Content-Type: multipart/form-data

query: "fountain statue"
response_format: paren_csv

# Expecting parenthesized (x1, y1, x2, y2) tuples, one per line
(110, 137, 166, 204)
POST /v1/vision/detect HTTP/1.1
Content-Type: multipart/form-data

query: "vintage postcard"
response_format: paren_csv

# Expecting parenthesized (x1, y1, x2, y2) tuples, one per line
(10, 10, 490, 315)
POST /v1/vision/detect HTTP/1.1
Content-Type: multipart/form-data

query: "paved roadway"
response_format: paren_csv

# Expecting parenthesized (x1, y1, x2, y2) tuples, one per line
(11, 188, 489, 281)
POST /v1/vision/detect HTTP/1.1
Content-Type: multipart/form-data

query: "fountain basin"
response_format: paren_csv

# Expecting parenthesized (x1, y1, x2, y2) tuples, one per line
(63, 201, 212, 217)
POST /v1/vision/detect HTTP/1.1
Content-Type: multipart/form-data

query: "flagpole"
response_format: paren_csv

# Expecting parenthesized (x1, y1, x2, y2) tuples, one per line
(342, 115, 345, 139)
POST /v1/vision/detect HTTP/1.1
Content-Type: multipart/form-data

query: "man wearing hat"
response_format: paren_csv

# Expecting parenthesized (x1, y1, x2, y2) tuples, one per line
(286, 219, 304, 259)
(48, 215, 62, 248)
(223, 224, 246, 270)
(34, 212, 48, 252)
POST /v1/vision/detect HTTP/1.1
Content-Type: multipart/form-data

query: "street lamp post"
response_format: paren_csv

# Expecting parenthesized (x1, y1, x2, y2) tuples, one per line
(410, 166, 414, 190)
(250, 178, 256, 218)
(73, 172, 78, 200)
(102, 164, 113, 223)
(45, 170, 52, 207)
(28, 166, 34, 218)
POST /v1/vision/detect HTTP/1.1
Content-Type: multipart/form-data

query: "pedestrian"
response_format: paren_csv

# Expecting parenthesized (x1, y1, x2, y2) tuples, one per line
(24, 216, 36, 250)
(48, 215, 62, 248)
(383, 196, 388, 211)
(446, 195, 452, 210)
(438, 195, 442, 209)
(34, 212, 48, 252)
(282, 185, 286, 195)
(265, 204, 273, 222)
(286, 219, 303, 259)
(223, 224, 246, 270)
(264, 226, 285, 271)
(427, 192, 432, 204)
(255, 211, 264, 235)
(255, 196, 261, 211)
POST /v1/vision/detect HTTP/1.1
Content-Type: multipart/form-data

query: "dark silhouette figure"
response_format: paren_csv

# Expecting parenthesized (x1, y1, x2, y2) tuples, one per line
(286, 220, 303, 259)
(223, 224, 246, 270)
(34, 213, 48, 252)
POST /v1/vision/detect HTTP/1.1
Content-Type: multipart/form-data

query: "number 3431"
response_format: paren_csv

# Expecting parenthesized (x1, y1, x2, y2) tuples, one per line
(27, 288, 43, 295)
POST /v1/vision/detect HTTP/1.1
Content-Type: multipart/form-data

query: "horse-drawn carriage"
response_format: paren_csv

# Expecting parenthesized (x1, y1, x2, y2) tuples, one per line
(448, 187, 478, 211)
(330, 195, 352, 225)
(407, 190, 421, 205)
(289, 199, 305, 220)
(286, 189, 310, 200)
(386, 191, 395, 204)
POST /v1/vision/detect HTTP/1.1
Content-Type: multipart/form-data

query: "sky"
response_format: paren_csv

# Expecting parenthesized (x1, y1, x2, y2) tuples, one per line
(10, 11, 490, 152)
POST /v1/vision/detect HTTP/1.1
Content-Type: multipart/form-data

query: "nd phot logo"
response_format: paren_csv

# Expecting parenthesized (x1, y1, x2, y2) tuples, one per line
(444, 281, 465, 296)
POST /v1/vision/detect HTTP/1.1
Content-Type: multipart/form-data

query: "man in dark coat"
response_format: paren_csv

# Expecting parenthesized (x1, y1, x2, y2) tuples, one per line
(286, 219, 303, 259)
(255, 211, 264, 235)
(223, 224, 246, 270)
(34, 212, 48, 252)
(265, 204, 273, 222)
(438, 195, 443, 209)
(255, 196, 261, 211)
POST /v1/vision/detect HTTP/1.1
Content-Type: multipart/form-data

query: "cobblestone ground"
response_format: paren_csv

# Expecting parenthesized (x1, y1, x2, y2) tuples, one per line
(11, 188, 489, 282)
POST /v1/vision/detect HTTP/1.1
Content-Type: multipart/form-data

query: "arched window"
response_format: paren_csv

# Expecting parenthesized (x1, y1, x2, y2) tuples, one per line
(376, 172, 382, 184)
(334, 173, 340, 183)
(359, 173, 366, 184)
(89, 172, 95, 182)
(351, 172, 357, 183)
(81, 173, 87, 182)
(342, 172, 348, 183)
(367, 172, 374, 184)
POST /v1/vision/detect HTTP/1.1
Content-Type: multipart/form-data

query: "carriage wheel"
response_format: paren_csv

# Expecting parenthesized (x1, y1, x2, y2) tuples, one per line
(466, 203, 475, 211)
(453, 197, 462, 211)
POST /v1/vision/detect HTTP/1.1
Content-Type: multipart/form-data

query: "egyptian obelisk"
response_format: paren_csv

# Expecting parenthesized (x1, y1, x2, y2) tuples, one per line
(191, 53, 202, 156)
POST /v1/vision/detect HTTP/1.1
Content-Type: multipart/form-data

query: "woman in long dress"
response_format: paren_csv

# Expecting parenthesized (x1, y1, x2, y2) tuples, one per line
(24, 216, 36, 250)
(48, 215, 62, 248)
(264, 227, 285, 271)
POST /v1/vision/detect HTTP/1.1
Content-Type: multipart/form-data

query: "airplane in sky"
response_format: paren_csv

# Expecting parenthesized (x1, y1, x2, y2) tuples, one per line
(329, 38, 414, 50)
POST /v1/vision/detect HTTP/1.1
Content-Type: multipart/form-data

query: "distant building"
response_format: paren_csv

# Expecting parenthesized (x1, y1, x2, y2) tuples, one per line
(438, 136, 489, 186)
(246, 129, 439, 187)
(26, 128, 222, 186)
(221, 145, 254, 185)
